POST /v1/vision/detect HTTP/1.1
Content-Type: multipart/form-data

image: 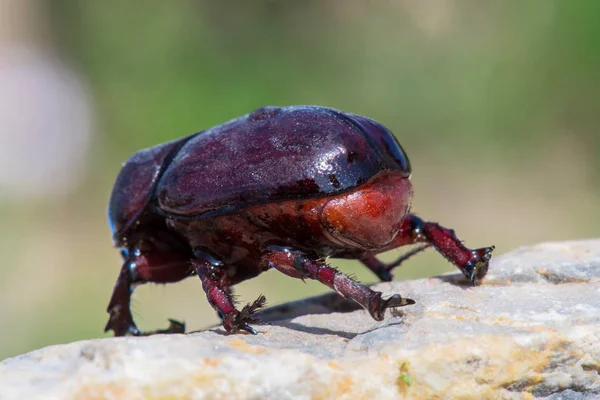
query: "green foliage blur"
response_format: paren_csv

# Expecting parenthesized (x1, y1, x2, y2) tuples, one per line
(1, 1, 599, 360)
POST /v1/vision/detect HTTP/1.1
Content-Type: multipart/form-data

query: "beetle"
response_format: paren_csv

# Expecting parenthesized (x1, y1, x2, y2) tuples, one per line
(105, 105, 494, 336)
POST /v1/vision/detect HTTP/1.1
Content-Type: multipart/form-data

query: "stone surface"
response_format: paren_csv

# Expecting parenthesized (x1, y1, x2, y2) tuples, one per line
(1, 239, 599, 400)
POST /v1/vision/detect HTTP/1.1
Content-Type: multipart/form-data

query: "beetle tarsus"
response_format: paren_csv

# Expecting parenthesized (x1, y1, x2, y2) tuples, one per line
(225, 295, 267, 334)
(234, 294, 267, 335)
(194, 259, 267, 334)
(463, 245, 495, 285)
(239, 295, 267, 319)
(240, 324, 258, 335)
(220, 296, 266, 334)
(104, 310, 141, 337)
(368, 292, 415, 321)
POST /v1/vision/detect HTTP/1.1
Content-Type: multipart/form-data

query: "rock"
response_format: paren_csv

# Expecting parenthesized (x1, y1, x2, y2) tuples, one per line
(1, 239, 600, 400)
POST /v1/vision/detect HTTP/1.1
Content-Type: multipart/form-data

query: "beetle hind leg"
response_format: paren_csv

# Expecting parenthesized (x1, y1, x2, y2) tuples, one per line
(361, 244, 431, 282)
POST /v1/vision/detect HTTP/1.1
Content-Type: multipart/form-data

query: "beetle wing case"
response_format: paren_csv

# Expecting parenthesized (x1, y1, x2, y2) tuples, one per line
(155, 106, 411, 218)
(108, 135, 194, 241)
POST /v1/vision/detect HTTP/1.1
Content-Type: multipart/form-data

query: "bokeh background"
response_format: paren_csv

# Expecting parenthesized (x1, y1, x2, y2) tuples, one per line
(1, 0, 599, 360)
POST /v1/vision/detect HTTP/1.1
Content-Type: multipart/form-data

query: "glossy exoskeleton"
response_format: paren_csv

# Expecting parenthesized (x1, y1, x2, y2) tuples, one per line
(105, 105, 494, 336)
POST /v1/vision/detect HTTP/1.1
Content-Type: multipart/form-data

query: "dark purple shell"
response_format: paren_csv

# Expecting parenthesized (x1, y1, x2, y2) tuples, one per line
(108, 135, 193, 238)
(156, 106, 410, 217)
(109, 106, 410, 240)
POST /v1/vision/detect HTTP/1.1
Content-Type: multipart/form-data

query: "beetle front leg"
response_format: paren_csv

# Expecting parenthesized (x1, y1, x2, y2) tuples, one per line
(105, 260, 141, 336)
(105, 251, 191, 336)
(371, 214, 495, 284)
(192, 259, 266, 334)
(263, 248, 415, 321)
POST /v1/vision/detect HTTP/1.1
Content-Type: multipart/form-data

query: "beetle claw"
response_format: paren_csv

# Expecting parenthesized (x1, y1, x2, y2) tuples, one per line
(104, 320, 141, 337)
(104, 308, 142, 337)
(368, 292, 415, 321)
(240, 324, 258, 335)
(463, 245, 495, 286)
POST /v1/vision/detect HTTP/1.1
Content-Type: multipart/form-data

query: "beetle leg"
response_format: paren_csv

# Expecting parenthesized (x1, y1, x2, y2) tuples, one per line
(105, 260, 141, 336)
(379, 214, 495, 285)
(105, 251, 192, 336)
(263, 248, 415, 321)
(361, 244, 431, 282)
(192, 259, 266, 334)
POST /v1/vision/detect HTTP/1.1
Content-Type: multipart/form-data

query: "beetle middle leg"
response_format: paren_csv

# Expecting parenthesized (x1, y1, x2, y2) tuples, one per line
(105, 251, 192, 336)
(263, 247, 415, 321)
(192, 257, 266, 335)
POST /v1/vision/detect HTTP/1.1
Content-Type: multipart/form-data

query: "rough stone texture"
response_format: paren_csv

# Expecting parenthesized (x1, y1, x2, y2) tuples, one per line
(1, 239, 599, 400)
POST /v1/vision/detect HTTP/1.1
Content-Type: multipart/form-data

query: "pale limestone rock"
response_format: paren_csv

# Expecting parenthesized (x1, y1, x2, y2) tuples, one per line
(1, 239, 599, 399)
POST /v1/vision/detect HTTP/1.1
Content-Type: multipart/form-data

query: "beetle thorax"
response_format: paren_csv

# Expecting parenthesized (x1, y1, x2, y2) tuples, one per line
(321, 172, 413, 250)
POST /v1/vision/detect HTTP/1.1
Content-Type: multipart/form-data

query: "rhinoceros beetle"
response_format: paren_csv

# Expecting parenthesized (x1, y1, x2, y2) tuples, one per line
(105, 105, 494, 336)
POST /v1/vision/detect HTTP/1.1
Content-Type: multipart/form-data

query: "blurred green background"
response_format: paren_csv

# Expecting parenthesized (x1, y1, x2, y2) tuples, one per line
(1, 1, 599, 361)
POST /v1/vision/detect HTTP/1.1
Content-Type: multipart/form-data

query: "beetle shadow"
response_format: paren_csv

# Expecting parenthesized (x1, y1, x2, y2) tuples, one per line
(250, 273, 477, 336)
(201, 305, 412, 339)
(255, 292, 363, 321)
(431, 272, 475, 289)
(261, 320, 358, 339)
(204, 321, 361, 340)
(190, 275, 481, 338)
(190, 292, 366, 338)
